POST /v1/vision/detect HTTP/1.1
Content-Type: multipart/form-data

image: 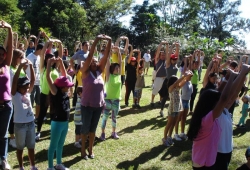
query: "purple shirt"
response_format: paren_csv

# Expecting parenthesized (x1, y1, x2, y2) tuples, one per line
(81, 71, 105, 107)
(192, 111, 222, 167)
(0, 65, 11, 101)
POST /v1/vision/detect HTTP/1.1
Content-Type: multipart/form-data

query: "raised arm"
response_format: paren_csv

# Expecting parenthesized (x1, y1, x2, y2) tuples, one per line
(13, 32, 18, 49)
(11, 61, 27, 95)
(155, 41, 164, 64)
(1, 21, 13, 66)
(127, 45, 133, 64)
(136, 50, 141, 76)
(28, 60, 35, 93)
(40, 41, 50, 72)
(166, 43, 172, 67)
(55, 39, 63, 58)
(105, 56, 111, 82)
(46, 58, 58, 95)
(99, 36, 112, 72)
(202, 60, 214, 88)
(58, 58, 66, 77)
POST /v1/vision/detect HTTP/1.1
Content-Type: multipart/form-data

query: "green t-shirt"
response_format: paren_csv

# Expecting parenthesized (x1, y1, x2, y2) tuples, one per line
(191, 70, 198, 85)
(105, 74, 121, 100)
(41, 68, 59, 95)
(10, 66, 26, 77)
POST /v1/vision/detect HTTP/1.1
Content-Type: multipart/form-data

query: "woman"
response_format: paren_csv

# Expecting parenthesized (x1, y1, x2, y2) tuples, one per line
(0, 20, 13, 170)
(187, 65, 249, 169)
(80, 35, 111, 160)
(100, 46, 122, 140)
(36, 39, 65, 141)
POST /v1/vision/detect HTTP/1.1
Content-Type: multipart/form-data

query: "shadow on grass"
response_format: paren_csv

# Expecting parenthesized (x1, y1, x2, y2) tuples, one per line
(233, 119, 250, 137)
(116, 145, 166, 170)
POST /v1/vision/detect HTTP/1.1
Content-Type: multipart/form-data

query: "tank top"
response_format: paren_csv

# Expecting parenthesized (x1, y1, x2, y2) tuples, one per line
(191, 70, 199, 85)
(81, 70, 105, 107)
(0, 64, 11, 101)
(166, 64, 178, 79)
(41, 68, 59, 95)
(50, 87, 70, 121)
(156, 60, 166, 77)
(105, 74, 121, 100)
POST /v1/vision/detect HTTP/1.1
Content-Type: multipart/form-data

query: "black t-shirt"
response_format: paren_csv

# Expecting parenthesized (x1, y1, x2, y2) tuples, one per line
(50, 87, 70, 121)
(237, 164, 250, 170)
(126, 63, 136, 82)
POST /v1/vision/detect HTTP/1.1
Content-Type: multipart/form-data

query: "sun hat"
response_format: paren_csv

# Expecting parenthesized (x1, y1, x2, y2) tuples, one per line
(54, 76, 74, 88)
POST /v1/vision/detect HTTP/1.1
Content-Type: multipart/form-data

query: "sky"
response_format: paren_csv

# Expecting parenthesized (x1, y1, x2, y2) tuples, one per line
(119, 0, 250, 49)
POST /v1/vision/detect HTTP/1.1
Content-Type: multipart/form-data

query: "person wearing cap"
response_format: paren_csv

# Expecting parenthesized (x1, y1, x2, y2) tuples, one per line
(124, 47, 137, 107)
(35, 39, 65, 141)
(0, 20, 13, 170)
(11, 60, 37, 170)
(159, 43, 179, 116)
(80, 35, 111, 160)
(236, 95, 250, 128)
(46, 58, 73, 170)
(143, 49, 151, 75)
(236, 147, 250, 170)
(100, 46, 122, 141)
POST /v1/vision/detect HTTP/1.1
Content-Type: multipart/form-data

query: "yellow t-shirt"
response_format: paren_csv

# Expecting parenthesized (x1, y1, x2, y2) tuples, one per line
(111, 52, 118, 63)
(76, 70, 83, 87)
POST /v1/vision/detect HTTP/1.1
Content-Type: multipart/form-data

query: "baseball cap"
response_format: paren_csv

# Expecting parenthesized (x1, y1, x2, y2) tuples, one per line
(131, 57, 136, 61)
(245, 147, 250, 158)
(170, 54, 178, 60)
(54, 76, 74, 88)
(17, 77, 30, 86)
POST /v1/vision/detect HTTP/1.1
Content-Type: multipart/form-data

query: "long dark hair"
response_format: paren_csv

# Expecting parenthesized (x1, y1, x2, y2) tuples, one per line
(187, 89, 221, 141)
(167, 76, 178, 89)
(109, 63, 120, 74)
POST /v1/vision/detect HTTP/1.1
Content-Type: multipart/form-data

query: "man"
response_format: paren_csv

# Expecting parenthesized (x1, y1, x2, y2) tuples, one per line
(143, 49, 151, 75)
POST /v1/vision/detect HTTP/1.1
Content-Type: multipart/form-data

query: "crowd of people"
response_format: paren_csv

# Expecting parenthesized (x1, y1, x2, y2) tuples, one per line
(1, 20, 250, 170)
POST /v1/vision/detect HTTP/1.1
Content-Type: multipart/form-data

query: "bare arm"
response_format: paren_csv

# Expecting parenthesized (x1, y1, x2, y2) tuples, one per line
(28, 61, 35, 93)
(155, 41, 164, 64)
(99, 36, 112, 72)
(2, 21, 13, 66)
(11, 62, 27, 95)
(40, 41, 50, 72)
(202, 60, 213, 88)
(127, 45, 133, 64)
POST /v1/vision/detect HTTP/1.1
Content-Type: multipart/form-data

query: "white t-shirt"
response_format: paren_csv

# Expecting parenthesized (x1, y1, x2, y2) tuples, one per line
(12, 92, 35, 123)
(143, 53, 151, 62)
(217, 108, 233, 153)
(26, 53, 40, 85)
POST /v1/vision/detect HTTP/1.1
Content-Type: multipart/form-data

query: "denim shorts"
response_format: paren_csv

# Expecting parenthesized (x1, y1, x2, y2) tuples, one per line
(14, 121, 35, 150)
(182, 99, 190, 109)
(168, 112, 179, 117)
(81, 106, 102, 135)
(134, 89, 142, 99)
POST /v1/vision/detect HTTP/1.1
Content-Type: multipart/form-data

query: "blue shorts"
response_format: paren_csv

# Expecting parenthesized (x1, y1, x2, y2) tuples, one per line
(182, 99, 190, 109)
(134, 89, 142, 99)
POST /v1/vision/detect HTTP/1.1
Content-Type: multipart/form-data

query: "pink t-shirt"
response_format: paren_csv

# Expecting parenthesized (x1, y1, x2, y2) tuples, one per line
(192, 111, 222, 167)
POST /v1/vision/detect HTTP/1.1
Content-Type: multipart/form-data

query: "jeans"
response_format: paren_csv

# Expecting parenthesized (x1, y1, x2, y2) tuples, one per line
(48, 121, 68, 168)
(0, 101, 13, 160)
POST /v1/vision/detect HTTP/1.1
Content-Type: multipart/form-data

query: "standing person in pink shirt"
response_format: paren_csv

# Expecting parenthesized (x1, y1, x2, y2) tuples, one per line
(187, 65, 250, 169)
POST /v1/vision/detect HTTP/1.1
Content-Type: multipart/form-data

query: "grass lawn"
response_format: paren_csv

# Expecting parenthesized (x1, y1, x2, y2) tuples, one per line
(6, 67, 250, 170)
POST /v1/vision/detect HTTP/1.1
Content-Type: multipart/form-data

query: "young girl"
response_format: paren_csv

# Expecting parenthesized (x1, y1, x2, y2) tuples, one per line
(46, 57, 73, 170)
(11, 60, 37, 170)
(134, 50, 145, 109)
(74, 87, 82, 148)
(236, 95, 250, 128)
(162, 71, 193, 146)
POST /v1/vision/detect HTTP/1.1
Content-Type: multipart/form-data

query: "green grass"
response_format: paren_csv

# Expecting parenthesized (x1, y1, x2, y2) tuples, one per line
(6, 68, 250, 170)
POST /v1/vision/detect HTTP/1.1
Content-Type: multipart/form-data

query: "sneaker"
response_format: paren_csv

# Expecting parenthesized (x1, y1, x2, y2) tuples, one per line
(136, 104, 141, 109)
(162, 138, 170, 147)
(35, 132, 40, 141)
(100, 133, 106, 141)
(44, 117, 47, 121)
(174, 134, 182, 141)
(150, 103, 154, 107)
(179, 133, 188, 140)
(55, 164, 69, 170)
(9, 138, 17, 148)
(74, 142, 81, 148)
(47, 168, 55, 170)
(111, 132, 119, 139)
(159, 110, 164, 117)
(2, 160, 11, 170)
(31, 167, 38, 170)
(132, 104, 136, 108)
(167, 137, 174, 145)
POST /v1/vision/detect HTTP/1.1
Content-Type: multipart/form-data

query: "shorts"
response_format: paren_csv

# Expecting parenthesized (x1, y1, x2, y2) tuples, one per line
(182, 99, 190, 109)
(168, 112, 179, 117)
(75, 125, 82, 135)
(144, 62, 150, 69)
(134, 89, 142, 99)
(152, 77, 165, 95)
(14, 121, 35, 150)
(30, 85, 41, 106)
(81, 106, 102, 135)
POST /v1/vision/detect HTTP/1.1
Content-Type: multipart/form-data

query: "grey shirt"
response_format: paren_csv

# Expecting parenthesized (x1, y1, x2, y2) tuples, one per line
(166, 64, 178, 79)
(181, 81, 193, 100)
(156, 60, 167, 77)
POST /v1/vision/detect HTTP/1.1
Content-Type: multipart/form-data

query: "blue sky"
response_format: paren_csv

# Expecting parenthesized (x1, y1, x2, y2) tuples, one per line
(119, 0, 250, 49)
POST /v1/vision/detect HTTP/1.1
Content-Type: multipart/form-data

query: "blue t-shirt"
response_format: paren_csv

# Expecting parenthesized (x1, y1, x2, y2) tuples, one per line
(26, 47, 35, 57)
(72, 50, 89, 65)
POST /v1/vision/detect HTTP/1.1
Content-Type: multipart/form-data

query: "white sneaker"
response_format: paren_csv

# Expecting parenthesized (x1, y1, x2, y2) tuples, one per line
(174, 134, 182, 141)
(9, 138, 17, 148)
(2, 160, 11, 170)
(74, 142, 81, 148)
(55, 164, 69, 170)
(35, 132, 40, 141)
(159, 110, 164, 117)
(179, 133, 188, 140)
(167, 137, 174, 145)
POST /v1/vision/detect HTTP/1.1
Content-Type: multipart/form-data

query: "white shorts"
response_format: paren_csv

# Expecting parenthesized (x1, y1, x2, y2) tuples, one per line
(152, 77, 165, 95)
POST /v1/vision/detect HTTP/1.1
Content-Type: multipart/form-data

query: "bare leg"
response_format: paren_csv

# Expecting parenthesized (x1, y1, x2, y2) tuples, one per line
(88, 132, 95, 155)
(164, 116, 175, 139)
(168, 116, 179, 137)
(174, 111, 183, 134)
(16, 149, 24, 168)
(181, 109, 189, 133)
(151, 94, 155, 103)
(81, 134, 88, 157)
(28, 148, 35, 166)
(35, 105, 40, 119)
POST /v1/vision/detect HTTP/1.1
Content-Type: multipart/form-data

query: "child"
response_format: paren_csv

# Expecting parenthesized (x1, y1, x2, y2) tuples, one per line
(134, 66, 145, 109)
(162, 71, 193, 146)
(236, 147, 250, 170)
(74, 86, 82, 148)
(236, 95, 250, 128)
(11, 60, 38, 170)
(46, 57, 73, 170)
